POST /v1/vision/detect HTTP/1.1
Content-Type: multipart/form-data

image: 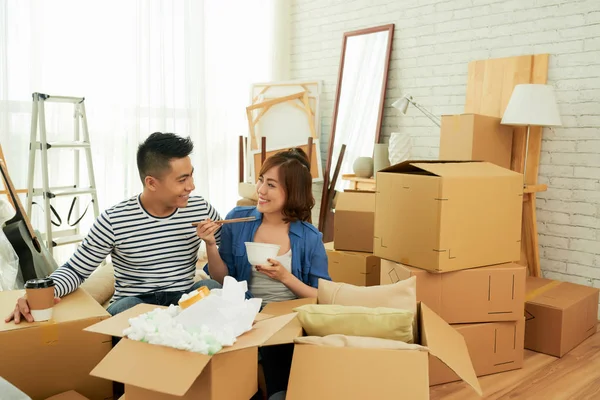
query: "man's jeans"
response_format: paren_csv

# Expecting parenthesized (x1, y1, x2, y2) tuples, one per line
(106, 279, 222, 316)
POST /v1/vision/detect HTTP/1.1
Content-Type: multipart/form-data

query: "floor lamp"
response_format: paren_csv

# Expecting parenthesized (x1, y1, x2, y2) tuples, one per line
(501, 84, 562, 185)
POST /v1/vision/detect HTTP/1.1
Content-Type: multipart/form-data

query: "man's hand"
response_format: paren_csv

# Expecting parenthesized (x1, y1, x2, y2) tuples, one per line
(5, 296, 61, 324)
(256, 258, 292, 283)
(195, 219, 220, 246)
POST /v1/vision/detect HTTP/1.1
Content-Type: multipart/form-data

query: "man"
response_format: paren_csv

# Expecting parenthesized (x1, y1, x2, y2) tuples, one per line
(6, 132, 222, 322)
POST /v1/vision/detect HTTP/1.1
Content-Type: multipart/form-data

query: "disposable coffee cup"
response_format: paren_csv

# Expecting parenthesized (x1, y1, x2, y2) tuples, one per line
(24, 277, 56, 322)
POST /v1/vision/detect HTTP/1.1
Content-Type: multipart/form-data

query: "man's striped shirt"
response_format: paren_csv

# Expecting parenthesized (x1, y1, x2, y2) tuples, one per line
(51, 195, 221, 301)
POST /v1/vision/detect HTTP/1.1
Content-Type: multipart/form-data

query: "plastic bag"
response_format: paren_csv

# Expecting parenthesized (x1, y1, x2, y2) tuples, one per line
(0, 198, 19, 291)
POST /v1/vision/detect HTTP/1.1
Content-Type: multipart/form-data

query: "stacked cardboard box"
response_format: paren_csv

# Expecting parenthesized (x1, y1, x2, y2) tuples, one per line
(373, 160, 528, 385)
(327, 191, 381, 286)
(0, 289, 113, 400)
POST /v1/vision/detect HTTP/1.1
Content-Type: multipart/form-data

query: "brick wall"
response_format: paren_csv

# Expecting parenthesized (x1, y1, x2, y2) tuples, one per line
(291, 0, 600, 307)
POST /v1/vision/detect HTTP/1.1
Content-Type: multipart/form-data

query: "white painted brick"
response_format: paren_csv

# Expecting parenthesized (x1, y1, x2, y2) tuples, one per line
(546, 223, 597, 240)
(546, 248, 596, 266)
(557, 0, 600, 14)
(539, 165, 574, 178)
(541, 140, 577, 152)
(537, 188, 572, 200)
(559, 24, 600, 40)
(549, 177, 599, 190)
(585, 11, 600, 24)
(584, 37, 600, 51)
(576, 140, 600, 153)
(571, 215, 599, 229)
(537, 210, 571, 224)
(551, 153, 600, 167)
(556, 77, 600, 91)
(539, 234, 570, 249)
(543, 271, 593, 286)
(574, 166, 600, 179)
(540, 199, 597, 216)
(556, 51, 600, 67)
(571, 239, 600, 255)
(571, 189, 600, 203)
(578, 116, 600, 131)
(568, 264, 600, 279)
(541, 259, 568, 273)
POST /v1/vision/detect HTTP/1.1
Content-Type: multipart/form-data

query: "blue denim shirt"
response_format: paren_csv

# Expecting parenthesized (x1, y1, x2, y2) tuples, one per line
(205, 206, 331, 297)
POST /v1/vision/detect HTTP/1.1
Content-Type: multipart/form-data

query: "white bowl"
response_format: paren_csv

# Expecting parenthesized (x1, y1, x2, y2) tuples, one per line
(245, 242, 280, 267)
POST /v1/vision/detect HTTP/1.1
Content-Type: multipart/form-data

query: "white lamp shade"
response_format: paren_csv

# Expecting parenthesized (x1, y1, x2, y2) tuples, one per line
(501, 84, 562, 127)
(392, 97, 410, 114)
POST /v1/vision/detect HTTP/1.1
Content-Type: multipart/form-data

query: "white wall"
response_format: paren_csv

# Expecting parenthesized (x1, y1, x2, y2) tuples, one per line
(291, 0, 600, 297)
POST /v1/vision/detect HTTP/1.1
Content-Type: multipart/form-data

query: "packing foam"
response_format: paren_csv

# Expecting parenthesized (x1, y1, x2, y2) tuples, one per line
(122, 304, 225, 355)
(121, 277, 262, 355)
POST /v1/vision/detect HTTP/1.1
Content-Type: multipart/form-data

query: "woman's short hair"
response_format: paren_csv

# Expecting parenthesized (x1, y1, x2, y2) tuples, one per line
(258, 147, 315, 223)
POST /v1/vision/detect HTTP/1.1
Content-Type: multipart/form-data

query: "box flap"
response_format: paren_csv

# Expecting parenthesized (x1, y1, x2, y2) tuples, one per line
(379, 160, 476, 174)
(84, 303, 161, 337)
(412, 161, 519, 178)
(420, 303, 482, 395)
(90, 313, 295, 396)
(45, 390, 90, 400)
(1, 289, 108, 333)
(90, 338, 211, 396)
(261, 297, 316, 316)
(219, 313, 297, 353)
(335, 191, 375, 213)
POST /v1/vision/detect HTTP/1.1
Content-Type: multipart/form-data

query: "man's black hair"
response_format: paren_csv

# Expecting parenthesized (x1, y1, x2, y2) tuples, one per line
(136, 132, 194, 183)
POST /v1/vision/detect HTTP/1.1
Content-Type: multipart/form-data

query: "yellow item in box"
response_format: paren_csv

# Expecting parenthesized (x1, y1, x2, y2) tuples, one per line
(294, 304, 414, 343)
(178, 286, 210, 309)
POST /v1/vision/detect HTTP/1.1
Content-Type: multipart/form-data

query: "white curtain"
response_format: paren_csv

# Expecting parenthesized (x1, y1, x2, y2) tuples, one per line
(0, 0, 289, 264)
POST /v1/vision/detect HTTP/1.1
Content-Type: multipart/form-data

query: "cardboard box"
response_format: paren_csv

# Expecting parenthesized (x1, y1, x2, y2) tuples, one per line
(85, 304, 297, 399)
(439, 114, 514, 169)
(326, 246, 380, 287)
(0, 289, 113, 400)
(334, 191, 375, 252)
(429, 318, 525, 385)
(374, 161, 523, 272)
(525, 277, 599, 357)
(261, 297, 316, 346)
(286, 303, 482, 400)
(45, 391, 90, 400)
(381, 259, 526, 323)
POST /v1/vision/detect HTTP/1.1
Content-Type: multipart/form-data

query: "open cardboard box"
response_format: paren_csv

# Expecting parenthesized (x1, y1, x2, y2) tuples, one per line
(84, 304, 297, 399)
(374, 160, 523, 272)
(286, 303, 483, 400)
(0, 289, 112, 400)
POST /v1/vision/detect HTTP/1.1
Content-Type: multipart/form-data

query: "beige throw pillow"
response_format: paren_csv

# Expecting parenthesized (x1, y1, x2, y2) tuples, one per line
(294, 304, 414, 343)
(317, 276, 417, 316)
(294, 334, 428, 351)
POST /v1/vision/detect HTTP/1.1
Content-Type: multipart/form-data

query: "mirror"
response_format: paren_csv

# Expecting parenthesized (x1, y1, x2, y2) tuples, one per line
(318, 24, 394, 234)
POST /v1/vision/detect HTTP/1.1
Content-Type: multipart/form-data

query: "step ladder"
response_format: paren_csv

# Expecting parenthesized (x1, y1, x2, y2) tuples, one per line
(26, 92, 100, 255)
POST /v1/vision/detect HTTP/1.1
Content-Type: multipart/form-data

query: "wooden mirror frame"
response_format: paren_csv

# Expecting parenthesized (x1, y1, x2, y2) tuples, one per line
(317, 23, 395, 239)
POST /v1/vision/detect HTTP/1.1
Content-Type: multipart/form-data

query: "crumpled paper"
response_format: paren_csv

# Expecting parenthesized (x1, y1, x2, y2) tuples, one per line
(121, 276, 262, 355)
(175, 276, 262, 344)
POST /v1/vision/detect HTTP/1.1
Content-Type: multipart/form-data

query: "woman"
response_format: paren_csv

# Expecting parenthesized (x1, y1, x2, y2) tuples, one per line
(197, 147, 330, 304)
(196, 147, 330, 399)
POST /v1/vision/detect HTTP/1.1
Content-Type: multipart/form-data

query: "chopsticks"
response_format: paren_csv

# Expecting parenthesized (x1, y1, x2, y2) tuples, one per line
(191, 216, 256, 226)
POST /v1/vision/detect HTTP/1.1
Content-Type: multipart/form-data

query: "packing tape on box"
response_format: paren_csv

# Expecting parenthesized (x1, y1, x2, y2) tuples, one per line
(525, 280, 562, 302)
(39, 320, 59, 345)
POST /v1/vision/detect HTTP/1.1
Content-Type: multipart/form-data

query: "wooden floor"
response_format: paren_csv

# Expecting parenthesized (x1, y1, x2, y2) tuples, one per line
(430, 324, 600, 399)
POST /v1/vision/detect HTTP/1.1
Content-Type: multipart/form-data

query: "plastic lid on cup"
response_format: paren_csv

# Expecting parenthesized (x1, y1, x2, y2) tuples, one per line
(24, 277, 55, 289)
